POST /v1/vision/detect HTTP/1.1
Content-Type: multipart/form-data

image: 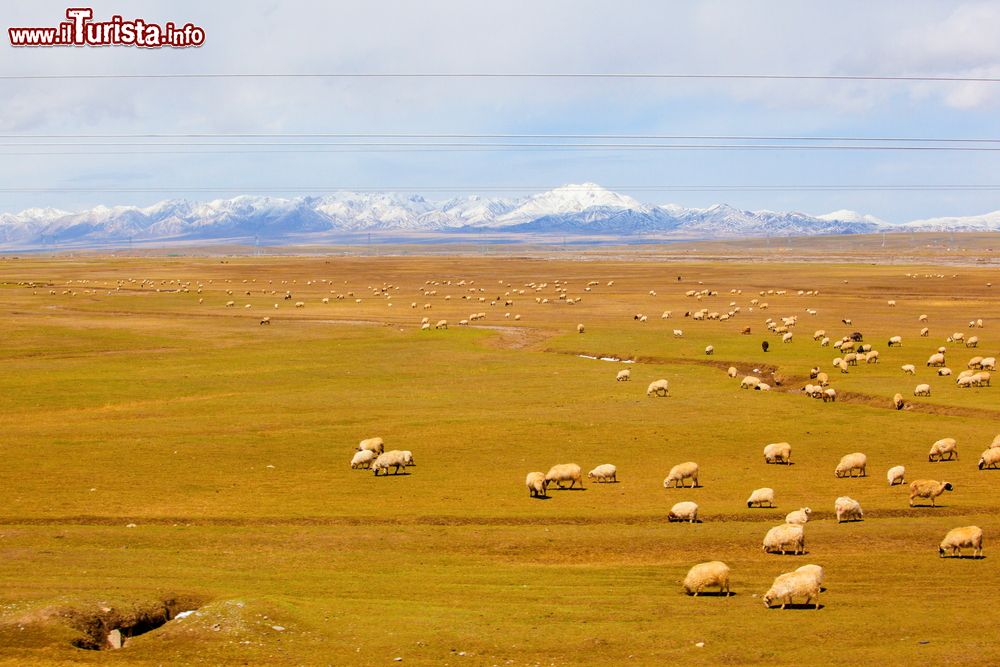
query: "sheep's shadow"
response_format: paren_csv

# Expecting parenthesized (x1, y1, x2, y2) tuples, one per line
(374, 471, 412, 477)
(941, 554, 985, 560)
(667, 519, 704, 524)
(765, 551, 809, 556)
(767, 603, 825, 611)
(910, 504, 947, 508)
(530, 495, 553, 501)
(684, 591, 736, 598)
(551, 486, 587, 492)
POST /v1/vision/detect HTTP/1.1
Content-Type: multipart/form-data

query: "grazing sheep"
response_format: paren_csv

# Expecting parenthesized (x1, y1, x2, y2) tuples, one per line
(647, 379, 670, 397)
(616, 369, 631, 382)
(927, 353, 946, 367)
(928, 438, 958, 462)
(740, 376, 760, 389)
(813, 330, 826, 341)
(588, 464, 617, 483)
(577, 323, 585, 334)
(815, 372, 829, 386)
(835, 452, 868, 478)
(545, 463, 584, 490)
(782, 332, 793, 344)
(901, 364, 916, 375)
(834, 496, 864, 523)
(820, 336, 830, 347)
(865, 351, 879, 364)
(893, 393, 906, 410)
(705, 345, 714, 355)
(747, 487, 776, 508)
(672, 329, 684, 337)
(526, 471, 549, 498)
(921, 327, 930, 337)
(668, 501, 699, 523)
(350, 449, 377, 469)
(938, 367, 952, 376)
(727, 366, 738, 378)
(949, 332, 965, 343)
(762, 341, 770, 352)
(978, 448, 1000, 470)
(888, 335, 902, 347)
(939, 526, 984, 559)
(763, 523, 805, 555)
(887, 465, 906, 485)
(259, 316, 271, 325)
(981, 357, 996, 371)
(909, 479, 953, 507)
(966, 336, 979, 348)
(763, 442, 792, 465)
(913, 383, 931, 397)
(756, 383, 771, 392)
(421, 322, 431, 330)
(763, 570, 821, 610)
(372, 450, 410, 476)
(785, 508, 812, 525)
(741, 326, 752, 335)
(822, 388, 837, 403)
(294, 301, 305, 308)
(968, 356, 984, 370)
(357, 437, 385, 455)
(435, 319, 449, 329)
(663, 462, 700, 488)
(683, 561, 731, 596)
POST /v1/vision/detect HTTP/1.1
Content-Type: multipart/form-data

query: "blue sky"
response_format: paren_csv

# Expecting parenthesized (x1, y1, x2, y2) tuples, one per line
(2, 0, 1000, 222)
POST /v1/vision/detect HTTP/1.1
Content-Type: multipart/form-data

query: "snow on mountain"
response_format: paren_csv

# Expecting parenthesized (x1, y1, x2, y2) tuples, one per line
(0, 183, 994, 248)
(897, 210, 1000, 232)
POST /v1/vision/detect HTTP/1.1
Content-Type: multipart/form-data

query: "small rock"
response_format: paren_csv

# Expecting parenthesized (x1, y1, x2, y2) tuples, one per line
(394, 658, 403, 662)
(107, 629, 123, 649)
(272, 625, 285, 632)
(459, 651, 466, 656)
(126, 523, 137, 528)
(695, 642, 705, 648)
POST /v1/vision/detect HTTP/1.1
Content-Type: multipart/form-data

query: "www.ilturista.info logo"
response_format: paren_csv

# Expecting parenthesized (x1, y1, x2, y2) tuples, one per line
(8, 8, 205, 48)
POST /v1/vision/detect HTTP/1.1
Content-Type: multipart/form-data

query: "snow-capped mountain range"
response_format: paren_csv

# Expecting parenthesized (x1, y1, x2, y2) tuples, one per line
(0, 183, 997, 248)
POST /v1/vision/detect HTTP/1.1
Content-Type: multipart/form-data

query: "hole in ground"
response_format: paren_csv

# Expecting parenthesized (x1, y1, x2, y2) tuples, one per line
(66, 595, 207, 650)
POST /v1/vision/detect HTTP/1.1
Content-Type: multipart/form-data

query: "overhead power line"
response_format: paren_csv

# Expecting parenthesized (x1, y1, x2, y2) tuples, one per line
(2, 72, 1000, 83)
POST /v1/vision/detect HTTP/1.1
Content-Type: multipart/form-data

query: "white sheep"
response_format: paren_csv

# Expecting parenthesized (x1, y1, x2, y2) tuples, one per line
(727, 366, 738, 378)
(893, 393, 906, 410)
(887, 465, 906, 486)
(763, 570, 820, 610)
(545, 463, 583, 489)
(835, 452, 867, 478)
(747, 487, 775, 508)
(834, 496, 864, 523)
(756, 382, 771, 392)
(782, 332, 793, 343)
(913, 383, 931, 397)
(526, 471, 549, 498)
(668, 501, 699, 523)
(663, 462, 699, 488)
(938, 367, 952, 376)
(865, 351, 879, 364)
(705, 345, 714, 355)
(981, 357, 996, 371)
(977, 448, 1000, 470)
(763, 442, 792, 465)
(682, 561, 731, 596)
(588, 464, 617, 483)
(350, 449, 377, 469)
(785, 508, 812, 525)
(762, 523, 805, 555)
(616, 369, 631, 382)
(888, 335, 902, 347)
(822, 388, 837, 403)
(740, 376, 760, 389)
(372, 449, 410, 476)
(646, 379, 670, 397)
(357, 437, 385, 455)
(577, 323, 585, 334)
(901, 364, 916, 375)
(672, 329, 684, 337)
(927, 353, 945, 367)
(966, 336, 979, 348)
(928, 438, 958, 462)
(435, 319, 449, 329)
(400, 451, 415, 466)
(939, 526, 984, 559)
(909, 479, 953, 507)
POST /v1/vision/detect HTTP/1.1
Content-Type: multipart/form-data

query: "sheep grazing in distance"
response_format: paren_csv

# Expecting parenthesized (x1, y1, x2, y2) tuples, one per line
(763, 570, 821, 610)
(576, 323, 585, 334)
(372, 450, 410, 476)
(939, 526, 984, 559)
(761, 341, 770, 352)
(927, 353, 946, 367)
(526, 472, 549, 498)
(785, 508, 812, 525)
(835, 452, 867, 478)
(762, 523, 805, 555)
(966, 336, 979, 348)
(545, 463, 584, 490)
(682, 561, 731, 597)
(756, 383, 771, 392)
(727, 366, 738, 378)
(668, 501, 699, 523)
(822, 388, 837, 402)
(663, 462, 700, 488)
(888, 335, 902, 347)
(740, 376, 760, 389)
(647, 379, 670, 397)
(259, 316, 270, 325)
(747, 487, 775, 508)
(834, 496, 864, 523)
(901, 364, 916, 375)
(977, 448, 1000, 470)
(588, 464, 617, 483)
(435, 319, 449, 329)
(672, 329, 684, 337)
(887, 465, 906, 486)
(763, 442, 792, 465)
(741, 326, 751, 335)
(914, 383, 932, 397)
(887, 300, 896, 307)
(909, 479, 953, 507)
(928, 438, 958, 462)
(893, 393, 906, 410)
(981, 357, 996, 371)
(921, 327, 930, 337)
(938, 367, 952, 376)
(705, 345, 714, 355)
(616, 369, 631, 382)
(357, 437, 385, 456)
(350, 449, 377, 469)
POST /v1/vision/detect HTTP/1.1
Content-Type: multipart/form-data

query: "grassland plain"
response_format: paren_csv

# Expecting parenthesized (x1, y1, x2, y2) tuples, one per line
(0, 248, 998, 665)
